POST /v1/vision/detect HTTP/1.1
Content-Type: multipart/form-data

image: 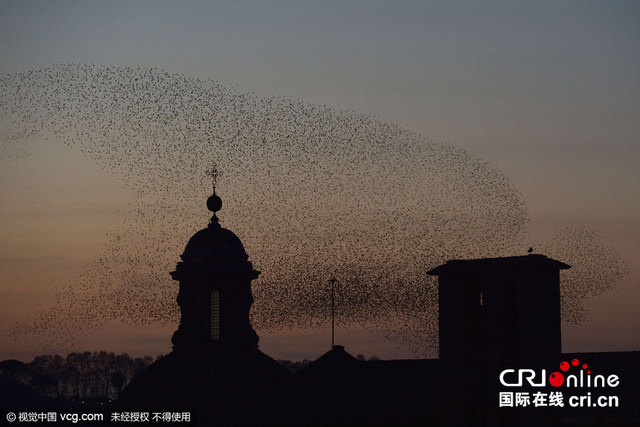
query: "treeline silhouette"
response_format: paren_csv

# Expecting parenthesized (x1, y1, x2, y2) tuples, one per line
(1, 351, 381, 404)
(0, 352, 156, 402)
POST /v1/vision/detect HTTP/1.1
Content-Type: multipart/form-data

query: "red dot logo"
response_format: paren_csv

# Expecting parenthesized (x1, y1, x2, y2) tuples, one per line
(560, 361, 570, 371)
(572, 358, 579, 367)
(549, 372, 564, 387)
(582, 363, 588, 369)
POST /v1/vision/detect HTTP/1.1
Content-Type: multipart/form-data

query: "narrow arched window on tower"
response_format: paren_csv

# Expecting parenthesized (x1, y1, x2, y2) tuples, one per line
(479, 290, 483, 307)
(211, 289, 220, 340)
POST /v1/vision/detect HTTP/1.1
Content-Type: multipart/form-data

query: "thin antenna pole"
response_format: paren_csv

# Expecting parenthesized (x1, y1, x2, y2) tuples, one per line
(329, 278, 337, 348)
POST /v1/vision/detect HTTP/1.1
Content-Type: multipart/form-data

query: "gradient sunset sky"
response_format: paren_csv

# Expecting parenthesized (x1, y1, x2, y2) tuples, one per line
(0, 1, 638, 361)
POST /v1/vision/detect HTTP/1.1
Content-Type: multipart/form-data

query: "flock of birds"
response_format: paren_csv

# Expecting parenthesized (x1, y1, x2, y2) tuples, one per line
(0, 64, 627, 356)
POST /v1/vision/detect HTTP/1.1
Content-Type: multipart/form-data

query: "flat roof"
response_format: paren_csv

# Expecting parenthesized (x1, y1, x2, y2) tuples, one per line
(427, 254, 570, 276)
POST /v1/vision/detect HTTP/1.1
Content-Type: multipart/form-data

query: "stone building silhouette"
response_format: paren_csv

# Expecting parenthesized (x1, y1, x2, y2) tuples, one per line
(429, 255, 571, 426)
(170, 190, 260, 350)
(430, 255, 569, 369)
(117, 190, 289, 424)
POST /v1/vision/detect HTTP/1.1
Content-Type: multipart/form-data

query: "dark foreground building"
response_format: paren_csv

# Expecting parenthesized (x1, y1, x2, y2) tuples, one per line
(117, 189, 639, 426)
(116, 191, 290, 424)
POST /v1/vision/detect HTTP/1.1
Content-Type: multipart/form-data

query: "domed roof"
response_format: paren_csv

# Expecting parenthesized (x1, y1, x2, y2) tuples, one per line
(181, 224, 248, 260)
(172, 189, 258, 279)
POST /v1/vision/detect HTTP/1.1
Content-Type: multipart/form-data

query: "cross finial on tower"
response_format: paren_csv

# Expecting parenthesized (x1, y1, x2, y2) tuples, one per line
(205, 163, 223, 226)
(206, 163, 223, 193)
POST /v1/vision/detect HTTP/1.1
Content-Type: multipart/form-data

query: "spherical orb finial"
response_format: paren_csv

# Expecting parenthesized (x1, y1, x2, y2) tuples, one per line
(207, 193, 222, 212)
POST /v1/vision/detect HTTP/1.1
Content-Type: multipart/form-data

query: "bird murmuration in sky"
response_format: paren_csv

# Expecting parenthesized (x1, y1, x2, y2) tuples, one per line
(0, 64, 627, 356)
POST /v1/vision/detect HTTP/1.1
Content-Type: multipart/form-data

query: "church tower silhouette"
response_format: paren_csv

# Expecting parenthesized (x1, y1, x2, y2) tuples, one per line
(116, 182, 289, 422)
(171, 190, 260, 350)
